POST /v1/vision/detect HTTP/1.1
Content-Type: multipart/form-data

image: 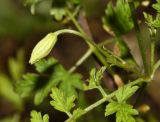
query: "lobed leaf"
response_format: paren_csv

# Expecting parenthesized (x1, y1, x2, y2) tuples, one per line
(50, 88, 76, 113)
(105, 102, 138, 122)
(102, 0, 133, 36)
(66, 108, 84, 122)
(30, 110, 49, 122)
(115, 85, 139, 103)
(85, 66, 106, 90)
(16, 73, 38, 98)
(17, 58, 83, 105)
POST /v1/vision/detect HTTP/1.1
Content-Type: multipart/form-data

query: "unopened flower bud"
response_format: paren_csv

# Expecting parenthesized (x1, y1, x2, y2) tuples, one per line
(29, 32, 58, 64)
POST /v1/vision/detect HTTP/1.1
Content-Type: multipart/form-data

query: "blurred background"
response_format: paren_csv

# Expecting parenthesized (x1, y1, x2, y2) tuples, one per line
(0, 0, 160, 122)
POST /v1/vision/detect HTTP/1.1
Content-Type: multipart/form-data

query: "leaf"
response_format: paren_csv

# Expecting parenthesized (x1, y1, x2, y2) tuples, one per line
(105, 102, 138, 122)
(101, 48, 128, 69)
(144, 1, 160, 29)
(102, 0, 133, 36)
(50, 8, 66, 21)
(17, 58, 83, 105)
(72, 108, 84, 120)
(59, 72, 84, 97)
(115, 85, 139, 103)
(8, 49, 25, 81)
(34, 61, 83, 105)
(105, 102, 119, 116)
(16, 73, 38, 98)
(152, 0, 160, 13)
(85, 66, 106, 90)
(29, 32, 58, 64)
(34, 64, 64, 105)
(66, 108, 84, 122)
(50, 88, 76, 113)
(0, 74, 22, 109)
(35, 57, 58, 73)
(30, 110, 49, 122)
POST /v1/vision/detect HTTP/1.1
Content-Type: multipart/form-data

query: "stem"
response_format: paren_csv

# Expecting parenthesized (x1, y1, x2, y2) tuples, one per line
(66, 78, 147, 122)
(69, 39, 114, 73)
(151, 41, 155, 71)
(66, 112, 72, 118)
(97, 86, 107, 97)
(66, 9, 85, 35)
(152, 59, 160, 78)
(66, 9, 107, 66)
(66, 8, 142, 76)
(128, 1, 149, 76)
(69, 49, 92, 73)
(84, 92, 115, 113)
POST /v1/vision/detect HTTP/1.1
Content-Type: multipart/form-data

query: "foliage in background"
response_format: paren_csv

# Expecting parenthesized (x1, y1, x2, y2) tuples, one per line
(1, 0, 160, 122)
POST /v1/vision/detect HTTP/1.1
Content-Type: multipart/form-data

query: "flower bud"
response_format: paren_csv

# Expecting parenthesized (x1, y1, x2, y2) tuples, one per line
(29, 32, 58, 64)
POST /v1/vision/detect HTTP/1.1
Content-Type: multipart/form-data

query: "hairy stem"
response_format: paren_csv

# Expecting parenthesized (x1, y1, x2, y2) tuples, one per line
(66, 78, 147, 121)
(97, 86, 108, 97)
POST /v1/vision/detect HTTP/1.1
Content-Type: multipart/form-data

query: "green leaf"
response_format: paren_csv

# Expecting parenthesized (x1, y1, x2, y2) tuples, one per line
(0, 74, 22, 109)
(8, 49, 25, 81)
(35, 57, 58, 73)
(105, 102, 119, 116)
(102, 0, 133, 36)
(105, 102, 138, 122)
(34, 64, 64, 105)
(72, 108, 84, 120)
(144, 0, 160, 29)
(16, 73, 38, 98)
(85, 66, 106, 90)
(30, 110, 49, 122)
(29, 32, 58, 64)
(59, 72, 84, 97)
(102, 48, 127, 69)
(152, 0, 160, 13)
(115, 85, 139, 103)
(50, 8, 66, 21)
(35, 61, 83, 104)
(50, 87, 76, 113)
(17, 58, 83, 105)
(66, 108, 84, 122)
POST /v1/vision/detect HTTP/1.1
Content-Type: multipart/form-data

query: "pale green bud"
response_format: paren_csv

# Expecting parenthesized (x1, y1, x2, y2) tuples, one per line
(29, 32, 58, 64)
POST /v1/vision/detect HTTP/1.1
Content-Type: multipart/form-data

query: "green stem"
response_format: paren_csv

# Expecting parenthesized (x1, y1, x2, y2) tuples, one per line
(66, 9, 107, 66)
(69, 39, 114, 73)
(69, 49, 92, 73)
(128, 1, 149, 76)
(66, 112, 72, 118)
(151, 41, 155, 71)
(84, 92, 115, 113)
(152, 59, 160, 78)
(66, 9, 85, 35)
(97, 86, 108, 97)
(66, 78, 147, 122)
(66, 8, 142, 76)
